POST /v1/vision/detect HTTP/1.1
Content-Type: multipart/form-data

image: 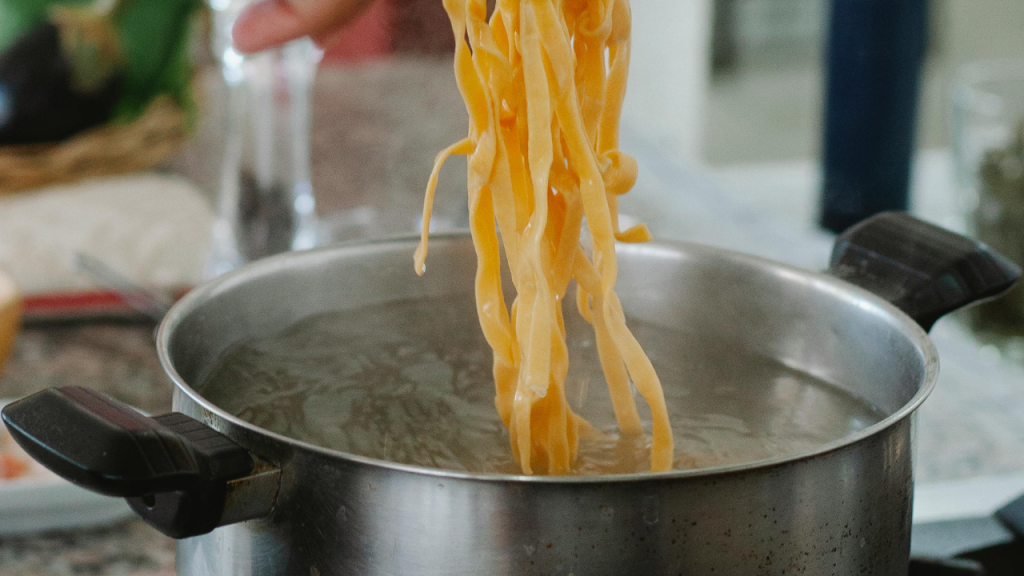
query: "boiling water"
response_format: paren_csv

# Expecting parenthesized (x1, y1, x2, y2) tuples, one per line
(199, 295, 885, 475)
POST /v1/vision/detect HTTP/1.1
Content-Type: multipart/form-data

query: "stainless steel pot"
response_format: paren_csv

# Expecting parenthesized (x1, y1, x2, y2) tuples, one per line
(3, 213, 1020, 576)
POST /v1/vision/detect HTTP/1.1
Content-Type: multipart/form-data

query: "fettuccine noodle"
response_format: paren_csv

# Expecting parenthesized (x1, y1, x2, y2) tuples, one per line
(416, 0, 673, 474)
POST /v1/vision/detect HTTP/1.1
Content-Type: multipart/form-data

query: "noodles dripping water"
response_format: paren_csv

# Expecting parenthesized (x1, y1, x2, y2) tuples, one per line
(415, 0, 673, 475)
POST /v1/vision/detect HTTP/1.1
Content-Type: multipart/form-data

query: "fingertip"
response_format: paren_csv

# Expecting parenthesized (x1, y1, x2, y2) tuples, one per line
(231, 0, 304, 54)
(230, 16, 261, 53)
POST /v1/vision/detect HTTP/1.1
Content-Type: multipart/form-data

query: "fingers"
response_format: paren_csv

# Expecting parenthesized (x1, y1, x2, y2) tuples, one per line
(231, 0, 306, 53)
(231, 0, 376, 54)
(311, 20, 353, 49)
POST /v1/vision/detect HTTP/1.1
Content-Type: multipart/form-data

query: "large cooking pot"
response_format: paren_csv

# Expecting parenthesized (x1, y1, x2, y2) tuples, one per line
(3, 213, 1020, 576)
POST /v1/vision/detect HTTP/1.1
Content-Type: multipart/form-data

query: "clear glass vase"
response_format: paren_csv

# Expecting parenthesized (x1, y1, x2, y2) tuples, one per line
(204, 0, 323, 278)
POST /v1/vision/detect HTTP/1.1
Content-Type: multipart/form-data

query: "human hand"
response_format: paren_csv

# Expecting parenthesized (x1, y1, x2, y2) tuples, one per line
(231, 0, 378, 53)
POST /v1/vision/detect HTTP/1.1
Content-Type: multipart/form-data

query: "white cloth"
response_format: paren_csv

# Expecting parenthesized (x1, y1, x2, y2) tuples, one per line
(0, 173, 212, 295)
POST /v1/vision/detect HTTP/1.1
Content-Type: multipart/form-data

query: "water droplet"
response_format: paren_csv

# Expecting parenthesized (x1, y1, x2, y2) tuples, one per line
(524, 544, 537, 556)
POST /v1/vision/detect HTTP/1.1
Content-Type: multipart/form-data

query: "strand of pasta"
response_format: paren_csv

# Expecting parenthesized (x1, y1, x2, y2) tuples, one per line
(420, 0, 673, 474)
(533, 0, 673, 472)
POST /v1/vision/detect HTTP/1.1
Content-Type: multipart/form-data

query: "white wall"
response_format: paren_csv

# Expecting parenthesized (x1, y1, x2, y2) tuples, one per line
(623, 0, 714, 163)
(942, 0, 1024, 66)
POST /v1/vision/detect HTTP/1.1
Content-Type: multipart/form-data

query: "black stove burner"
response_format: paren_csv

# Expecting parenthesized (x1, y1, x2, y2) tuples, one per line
(909, 493, 1024, 575)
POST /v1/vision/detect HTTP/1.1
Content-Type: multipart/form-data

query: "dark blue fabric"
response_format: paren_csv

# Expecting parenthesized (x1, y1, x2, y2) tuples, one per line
(820, 0, 929, 233)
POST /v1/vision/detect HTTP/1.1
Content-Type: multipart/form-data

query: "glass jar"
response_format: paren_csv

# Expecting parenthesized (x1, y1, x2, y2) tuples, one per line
(203, 0, 323, 278)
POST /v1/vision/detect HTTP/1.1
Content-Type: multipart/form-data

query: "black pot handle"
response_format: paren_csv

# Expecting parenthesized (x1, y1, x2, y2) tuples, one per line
(828, 212, 1022, 332)
(1, 387, 279, 538)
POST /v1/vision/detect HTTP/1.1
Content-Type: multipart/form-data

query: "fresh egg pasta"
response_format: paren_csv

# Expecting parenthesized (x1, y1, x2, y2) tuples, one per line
(416, 0, 672, 474)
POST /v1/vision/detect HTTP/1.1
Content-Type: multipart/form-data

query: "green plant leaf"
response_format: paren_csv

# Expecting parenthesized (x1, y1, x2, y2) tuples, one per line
(110, 0, 203, 123)
(0, 0, 90, 52)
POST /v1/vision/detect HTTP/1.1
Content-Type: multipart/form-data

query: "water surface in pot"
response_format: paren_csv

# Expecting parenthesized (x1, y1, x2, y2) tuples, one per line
(198, 294, 885, 475)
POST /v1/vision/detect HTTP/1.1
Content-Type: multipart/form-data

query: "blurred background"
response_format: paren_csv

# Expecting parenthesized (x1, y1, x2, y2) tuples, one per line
(1, 0, 1024, 573)
(707, 0, 1022, 162)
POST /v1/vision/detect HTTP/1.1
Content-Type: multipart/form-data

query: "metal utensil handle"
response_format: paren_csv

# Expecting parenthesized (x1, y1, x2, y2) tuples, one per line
(1, 387, 273, 538)
(73, 253, 174, 322)
(828, 212, 1022, 332)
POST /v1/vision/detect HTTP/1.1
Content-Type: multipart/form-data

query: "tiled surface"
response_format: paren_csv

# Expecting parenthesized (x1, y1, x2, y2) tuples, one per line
(0, 520, 174, 576)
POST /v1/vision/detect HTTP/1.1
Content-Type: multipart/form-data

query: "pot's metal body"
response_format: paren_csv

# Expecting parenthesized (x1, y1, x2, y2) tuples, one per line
(162, 234, 934, 576)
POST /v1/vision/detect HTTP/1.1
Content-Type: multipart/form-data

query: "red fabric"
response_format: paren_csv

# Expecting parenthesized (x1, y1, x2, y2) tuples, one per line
(22, 288, 191, 320)
(24, 291, 127, 311)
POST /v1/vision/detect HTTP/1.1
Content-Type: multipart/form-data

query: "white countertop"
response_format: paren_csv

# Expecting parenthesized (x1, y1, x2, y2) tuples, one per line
(708, 148, 967, 238)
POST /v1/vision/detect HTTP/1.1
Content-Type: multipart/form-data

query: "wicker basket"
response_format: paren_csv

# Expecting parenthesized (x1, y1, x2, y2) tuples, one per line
(0, 95, 189, 194)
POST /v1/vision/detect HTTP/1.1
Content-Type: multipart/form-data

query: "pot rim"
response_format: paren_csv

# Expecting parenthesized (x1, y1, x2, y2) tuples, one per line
(157, 231, 939, 484)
